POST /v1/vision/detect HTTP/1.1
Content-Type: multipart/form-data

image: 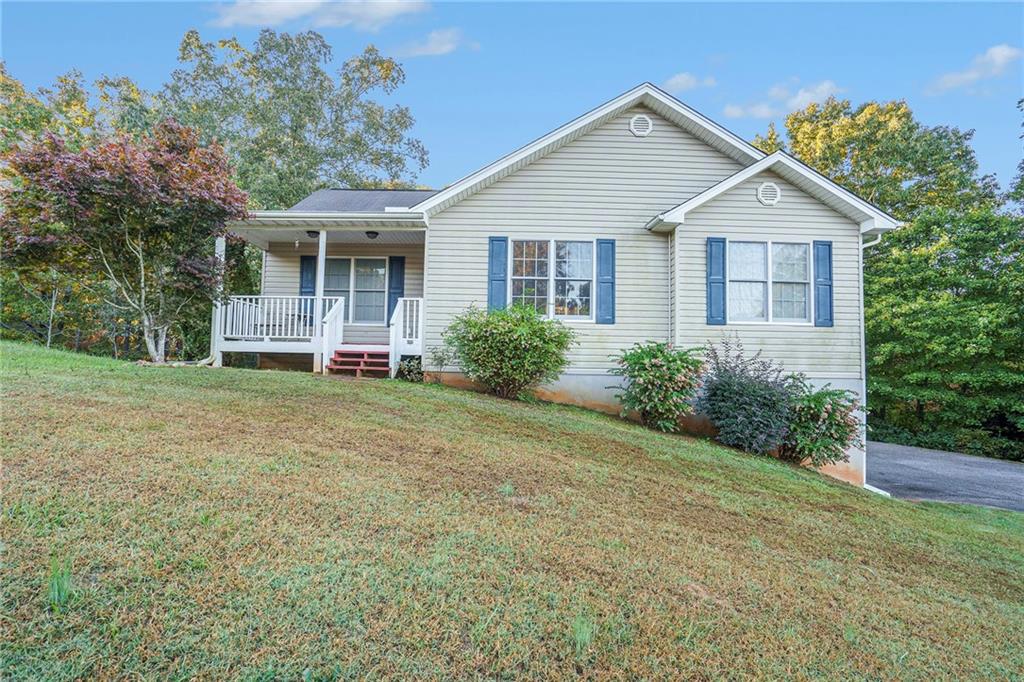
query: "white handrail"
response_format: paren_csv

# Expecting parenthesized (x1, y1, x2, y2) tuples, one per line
(320, 297, 346, 374)
(388, 297, 423, 377)
(220, 295, 340, 341)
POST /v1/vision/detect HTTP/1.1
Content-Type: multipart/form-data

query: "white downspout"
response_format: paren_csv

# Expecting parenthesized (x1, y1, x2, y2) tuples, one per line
(858, 229, 884, 487)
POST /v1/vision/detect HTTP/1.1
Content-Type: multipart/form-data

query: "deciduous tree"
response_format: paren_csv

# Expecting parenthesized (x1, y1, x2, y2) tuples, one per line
(865, 208, 1024, 459)
(161, 29, 428, 209)
(760, 97, 998, 220)
(2, 121, 248, 362)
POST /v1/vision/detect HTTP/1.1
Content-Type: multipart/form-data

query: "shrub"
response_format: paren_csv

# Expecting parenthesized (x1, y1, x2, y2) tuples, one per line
(438, 305, 576, 399)
(396, 356, 423, 382)
(611, 342, 703, 432)
(696, 338, 799, 456)
(781, 379, 862, 467)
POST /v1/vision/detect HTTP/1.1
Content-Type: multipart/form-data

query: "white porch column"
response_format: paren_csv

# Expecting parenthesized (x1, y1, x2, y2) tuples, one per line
(312, 229, 327, 373)
(210, 235, 227, 367)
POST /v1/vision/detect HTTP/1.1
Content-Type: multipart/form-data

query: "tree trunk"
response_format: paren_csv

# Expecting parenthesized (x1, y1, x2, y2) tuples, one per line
(45, 288, 58, 348)
(141, 316, 167, 364)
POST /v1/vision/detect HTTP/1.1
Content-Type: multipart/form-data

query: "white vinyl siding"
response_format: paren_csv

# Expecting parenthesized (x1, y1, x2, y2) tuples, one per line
(424, 106, 743, 372)
(261, 242, 423, 345)
(674, 170, 863, 378)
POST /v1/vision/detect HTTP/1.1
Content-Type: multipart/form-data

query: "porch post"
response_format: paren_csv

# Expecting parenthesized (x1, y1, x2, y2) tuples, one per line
(210, 235, 227, 367)
(313, 229, 327, 373)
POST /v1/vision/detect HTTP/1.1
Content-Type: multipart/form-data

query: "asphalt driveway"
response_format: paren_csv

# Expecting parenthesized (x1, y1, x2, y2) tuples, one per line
(867, 441, 1024, 512)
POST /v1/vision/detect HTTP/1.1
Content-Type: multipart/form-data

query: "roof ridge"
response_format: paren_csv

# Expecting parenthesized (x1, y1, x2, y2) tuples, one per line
(322, 187, 437, 192)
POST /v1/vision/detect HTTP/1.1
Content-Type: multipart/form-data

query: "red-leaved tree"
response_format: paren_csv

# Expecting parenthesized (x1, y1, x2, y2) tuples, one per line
(1, 120, 248, 362)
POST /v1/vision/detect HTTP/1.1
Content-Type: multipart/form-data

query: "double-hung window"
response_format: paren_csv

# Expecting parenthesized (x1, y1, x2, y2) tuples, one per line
(322, 257, 388, 324)
(727, 241, 810, 323)
(511, 239, 594, 318)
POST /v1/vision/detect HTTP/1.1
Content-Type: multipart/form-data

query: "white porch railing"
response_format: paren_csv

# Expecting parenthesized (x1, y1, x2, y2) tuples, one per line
(388, 297, 424, 377)
(220, 295, 341, 341)
(320, 298, 346, 374)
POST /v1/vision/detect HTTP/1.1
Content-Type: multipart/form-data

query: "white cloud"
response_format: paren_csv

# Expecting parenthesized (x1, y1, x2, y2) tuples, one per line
(212, 0, 429, 31)
(723, 102, 779, 119)
(395, 27, 478, 57)
(663, 71, 717, 93)
(928, 43, 1023, 94)
(724, 79, 843, 119)
(784, 80, 842, 109)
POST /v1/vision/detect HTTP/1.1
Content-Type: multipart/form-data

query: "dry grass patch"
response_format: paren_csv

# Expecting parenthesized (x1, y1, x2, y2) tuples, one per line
(2, 342, 1022, 679)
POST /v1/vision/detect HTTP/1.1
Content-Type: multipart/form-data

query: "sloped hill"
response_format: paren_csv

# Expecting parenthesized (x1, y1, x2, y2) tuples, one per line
(2, 342, 1021, 678)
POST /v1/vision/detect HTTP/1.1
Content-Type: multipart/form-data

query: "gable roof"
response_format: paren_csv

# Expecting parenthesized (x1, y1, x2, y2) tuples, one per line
(288, 188, 438, 213)
(409, 82, 766, 216)
(646, 151, 900, 235)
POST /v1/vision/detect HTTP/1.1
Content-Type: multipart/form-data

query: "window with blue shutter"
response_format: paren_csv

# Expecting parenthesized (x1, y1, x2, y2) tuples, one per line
(813, 240, 833, 327)
(595, 239, 615, 324)
(387, 256, 405, 321)
(488, 237, 508, 310)
(706, 237, 727, 325)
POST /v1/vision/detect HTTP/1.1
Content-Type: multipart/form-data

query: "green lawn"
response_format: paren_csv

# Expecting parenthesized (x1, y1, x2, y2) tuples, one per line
(2, 342, 1022, 679)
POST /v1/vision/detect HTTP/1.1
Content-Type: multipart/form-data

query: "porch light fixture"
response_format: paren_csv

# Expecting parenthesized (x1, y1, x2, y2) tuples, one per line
(305, 230, 319, 239)
(365, 231, 379, 240)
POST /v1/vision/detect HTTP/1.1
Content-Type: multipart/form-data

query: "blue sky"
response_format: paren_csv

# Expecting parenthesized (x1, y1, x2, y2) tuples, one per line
(3, 1, 1022, 190)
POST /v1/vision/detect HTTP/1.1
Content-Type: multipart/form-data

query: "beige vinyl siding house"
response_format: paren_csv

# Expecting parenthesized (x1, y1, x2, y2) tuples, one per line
(424, 107, 742, 377)
(216, 83, 897, 486)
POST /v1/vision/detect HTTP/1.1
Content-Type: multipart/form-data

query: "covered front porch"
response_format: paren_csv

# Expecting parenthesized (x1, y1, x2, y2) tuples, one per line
(211, 210, 426, 375)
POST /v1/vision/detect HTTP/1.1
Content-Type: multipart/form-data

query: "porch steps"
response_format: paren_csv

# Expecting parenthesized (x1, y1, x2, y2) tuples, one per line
(327, 347, 390, 378)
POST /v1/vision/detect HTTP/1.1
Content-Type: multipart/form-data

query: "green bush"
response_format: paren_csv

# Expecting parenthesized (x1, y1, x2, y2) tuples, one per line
(437, 305, 576, 399)
(696, 338, 800, 456)
(611, 342, 703, 432)
(781, 379, 862, 467)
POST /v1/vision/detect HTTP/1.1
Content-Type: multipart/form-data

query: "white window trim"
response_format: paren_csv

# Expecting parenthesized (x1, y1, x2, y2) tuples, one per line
(724, 238, 814, 326)
(507, 238, 597, 322)
(324, 256, 389, 326)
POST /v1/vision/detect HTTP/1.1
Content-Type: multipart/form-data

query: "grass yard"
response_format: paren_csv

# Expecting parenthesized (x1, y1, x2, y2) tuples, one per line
(2, 342, 1023, 679)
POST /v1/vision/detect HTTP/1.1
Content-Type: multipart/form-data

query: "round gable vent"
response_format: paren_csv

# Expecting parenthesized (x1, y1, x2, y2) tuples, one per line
(757, 181, 781, 206)
(629, 114, 653, 137)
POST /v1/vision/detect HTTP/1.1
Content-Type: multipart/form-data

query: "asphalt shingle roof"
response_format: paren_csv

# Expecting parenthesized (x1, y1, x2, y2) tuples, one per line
(287, 188, 438, 213)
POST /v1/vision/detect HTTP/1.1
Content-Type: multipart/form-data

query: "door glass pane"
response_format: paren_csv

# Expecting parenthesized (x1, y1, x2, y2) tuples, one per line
(354, 259, 386, 289)
(728, 281, 767, 321)
(324, 259, 350, 297)
(772, 243, 808, 282)
(353, 291, 386, 322)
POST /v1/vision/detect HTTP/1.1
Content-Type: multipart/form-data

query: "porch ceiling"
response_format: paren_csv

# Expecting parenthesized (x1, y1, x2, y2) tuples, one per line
(228, 213, 427, 249)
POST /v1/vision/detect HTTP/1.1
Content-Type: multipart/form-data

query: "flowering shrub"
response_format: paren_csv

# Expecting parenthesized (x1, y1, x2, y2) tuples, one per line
(781, 380, 862, 467)
(696, 338, 800, 456)
(611, 342, 703, 432)
(437, 305, 576, 399)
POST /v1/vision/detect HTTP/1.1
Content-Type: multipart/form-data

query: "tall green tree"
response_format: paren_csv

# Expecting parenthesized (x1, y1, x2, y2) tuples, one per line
(865, 208, 1024, 459)
(160, 29, 428, 210)
(761, 97, 998, 220)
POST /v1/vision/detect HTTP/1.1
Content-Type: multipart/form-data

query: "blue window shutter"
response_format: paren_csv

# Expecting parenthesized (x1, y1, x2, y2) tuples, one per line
(299, 255, 316, 296)
(595, 239, 616, 324)
(387, 256, 405, 321)
(706, 237, 726, 325)
(488, 237, 508, 310)
(813, 240, 834, 327)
